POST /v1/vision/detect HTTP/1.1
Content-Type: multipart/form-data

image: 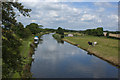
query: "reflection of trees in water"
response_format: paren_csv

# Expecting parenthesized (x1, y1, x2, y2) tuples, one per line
(39, 38, 43, 44)
(52, 35, 64, 44)
(57, 39, 64, 44)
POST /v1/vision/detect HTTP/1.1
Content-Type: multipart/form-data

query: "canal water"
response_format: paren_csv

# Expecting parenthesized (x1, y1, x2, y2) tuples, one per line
(31, 34, 118, 78)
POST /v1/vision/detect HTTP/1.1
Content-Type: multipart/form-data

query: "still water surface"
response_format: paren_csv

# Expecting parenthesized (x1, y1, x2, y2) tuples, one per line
(31, 34, 118, 78)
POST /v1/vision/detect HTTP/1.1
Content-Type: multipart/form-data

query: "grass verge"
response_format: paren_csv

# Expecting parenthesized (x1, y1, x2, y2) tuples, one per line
(12, 32, 48, 78)
(63, 35, 119, 67)
(12, 36, 34, 78)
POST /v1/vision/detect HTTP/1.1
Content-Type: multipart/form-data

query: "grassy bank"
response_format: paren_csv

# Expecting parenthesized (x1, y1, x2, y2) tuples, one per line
(52, 34, 62, 40)
(12, 36, 34, 78)
(12, 32, 48, 78)
(63, 35, 119, 67)
(52, 34, 65, 44)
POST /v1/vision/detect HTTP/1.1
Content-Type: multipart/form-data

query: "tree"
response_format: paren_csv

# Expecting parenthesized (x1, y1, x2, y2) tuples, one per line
(96, 27, 104, 36)
(2, 1, 31, 77)
(39, 25, 44, 28)
(23, 28, 32, 38)
(85, 27, 103, 36)
(2, 2, 31, 30)
(56, 27, 64, 35)
(26, 23, 40, 34)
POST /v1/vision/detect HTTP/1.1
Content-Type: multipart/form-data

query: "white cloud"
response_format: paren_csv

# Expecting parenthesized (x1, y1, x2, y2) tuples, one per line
(49, 11, 58, 17)
(81, 14, 96, 21)
(108, 15, 118, 22)
(17, 2, 118, 31)
(94, 2, 112, 7)
(97, 8, 105, 12)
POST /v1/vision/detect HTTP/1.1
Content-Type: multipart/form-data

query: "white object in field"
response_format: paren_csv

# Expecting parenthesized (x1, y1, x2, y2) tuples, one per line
(93, 42, 97, 46)
(68, 34, 73, 37)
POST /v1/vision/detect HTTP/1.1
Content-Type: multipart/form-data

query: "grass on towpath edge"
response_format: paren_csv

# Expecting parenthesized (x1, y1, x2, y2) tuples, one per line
(12, 36, 34, 78)
(63, 35, 119, 67)
(12, 32, 49, 78)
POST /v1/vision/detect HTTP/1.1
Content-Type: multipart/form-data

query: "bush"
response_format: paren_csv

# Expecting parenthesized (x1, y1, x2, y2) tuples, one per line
(56, 27, 64, 35)
(85, 27, 103, 36)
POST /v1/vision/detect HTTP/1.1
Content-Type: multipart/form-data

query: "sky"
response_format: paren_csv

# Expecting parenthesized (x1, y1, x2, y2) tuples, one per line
(16, 1, 119, 31)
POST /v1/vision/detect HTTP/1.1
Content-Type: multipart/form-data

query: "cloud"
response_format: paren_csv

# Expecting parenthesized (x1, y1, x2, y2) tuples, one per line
(97, 7, 105, 12)
(94, 2, 112, 7)
(108, 14, 118, 22)
(16, 2, 118, 31)
(81, 14, 96, 21)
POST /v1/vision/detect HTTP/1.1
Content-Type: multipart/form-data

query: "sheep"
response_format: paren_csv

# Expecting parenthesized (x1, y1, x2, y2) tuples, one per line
(93, 42, 97, 46)
(88, 41, 93, 46)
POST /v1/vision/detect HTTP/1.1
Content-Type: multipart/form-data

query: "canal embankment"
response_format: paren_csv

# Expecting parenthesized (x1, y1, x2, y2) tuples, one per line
(31, 34, 119, 78)
(63, 36, 120, 68)
(12, 32, 48, 78)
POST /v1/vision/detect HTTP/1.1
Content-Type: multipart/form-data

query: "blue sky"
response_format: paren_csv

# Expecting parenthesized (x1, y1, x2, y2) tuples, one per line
(17, 1, 118, 31)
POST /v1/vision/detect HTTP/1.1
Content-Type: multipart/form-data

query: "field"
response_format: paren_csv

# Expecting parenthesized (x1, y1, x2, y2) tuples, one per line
(104, 32, 120, 38)
(63, 34, 119, 67)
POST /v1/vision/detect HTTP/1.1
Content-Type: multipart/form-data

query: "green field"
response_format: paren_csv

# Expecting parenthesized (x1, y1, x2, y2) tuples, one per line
(63, 35, 119, 66)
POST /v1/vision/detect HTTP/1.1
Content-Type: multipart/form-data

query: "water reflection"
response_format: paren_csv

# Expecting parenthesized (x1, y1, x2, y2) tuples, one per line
(31, 34, 118, 78)
(52, 35, 64, 44)
(57, 40, 64, 44)
(39, 38, 43, 44)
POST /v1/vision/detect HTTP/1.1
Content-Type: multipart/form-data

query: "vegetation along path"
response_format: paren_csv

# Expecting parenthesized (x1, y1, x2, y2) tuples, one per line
(63, 35, 119, 67)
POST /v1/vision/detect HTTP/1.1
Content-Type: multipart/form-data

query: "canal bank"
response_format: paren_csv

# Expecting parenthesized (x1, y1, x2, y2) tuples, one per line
(62, 38, 120, 68)
(12, 32, 48, 78)
(30, 34, 119, 78)
(21, 33, 48, 78)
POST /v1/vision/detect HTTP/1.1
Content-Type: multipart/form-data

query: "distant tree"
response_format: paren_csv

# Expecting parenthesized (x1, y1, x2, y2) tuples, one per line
(56, 27, 64, 35)
(26, 23, 40, 34)
(85, 27, 103, 36)
(96, 27, 104, 36)
(39, 25, 44, 28)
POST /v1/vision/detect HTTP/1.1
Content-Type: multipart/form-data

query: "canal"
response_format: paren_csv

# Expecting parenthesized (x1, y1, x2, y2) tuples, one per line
(30, 34, 118, 78)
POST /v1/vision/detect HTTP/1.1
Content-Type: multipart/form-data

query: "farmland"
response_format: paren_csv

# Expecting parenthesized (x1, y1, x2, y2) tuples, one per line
(63, 33, 119, 67)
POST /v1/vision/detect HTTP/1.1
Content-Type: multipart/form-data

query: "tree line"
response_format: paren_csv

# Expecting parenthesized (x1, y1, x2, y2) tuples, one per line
(84, 27, 104, 36)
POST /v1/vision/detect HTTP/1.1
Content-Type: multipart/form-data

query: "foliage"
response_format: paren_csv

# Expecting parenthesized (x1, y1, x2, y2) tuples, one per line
(96, 27, 104, 36)
(26, 23, 42, 34)
(85, 27, 103, 36)
(2, 2, 31, 30)
(43, 28, 56, 32)
(56, 27, 64, 38)
(2, 1, 31, 78)
(2, 31, 22, 77)
(52, 34, 64, 44)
